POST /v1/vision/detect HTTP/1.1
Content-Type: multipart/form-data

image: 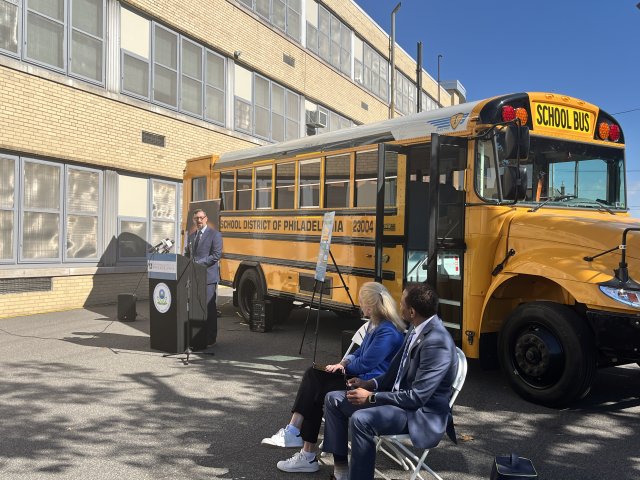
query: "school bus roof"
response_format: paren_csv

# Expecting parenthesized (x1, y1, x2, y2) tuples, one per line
(218, 99, 482, 165)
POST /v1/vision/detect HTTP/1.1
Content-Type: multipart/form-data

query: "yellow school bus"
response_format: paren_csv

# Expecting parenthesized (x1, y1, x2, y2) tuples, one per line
(183, 92, 640, 406)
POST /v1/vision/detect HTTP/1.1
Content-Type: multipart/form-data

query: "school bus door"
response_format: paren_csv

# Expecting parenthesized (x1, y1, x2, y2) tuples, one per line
(405, 135, 467, 343)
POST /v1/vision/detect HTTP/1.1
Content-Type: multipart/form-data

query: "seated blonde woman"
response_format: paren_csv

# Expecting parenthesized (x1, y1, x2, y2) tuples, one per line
(261, 281, 405, 474)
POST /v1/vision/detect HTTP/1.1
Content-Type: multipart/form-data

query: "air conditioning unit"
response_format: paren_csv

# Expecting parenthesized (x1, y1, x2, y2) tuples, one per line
(306, 109, 327, 128)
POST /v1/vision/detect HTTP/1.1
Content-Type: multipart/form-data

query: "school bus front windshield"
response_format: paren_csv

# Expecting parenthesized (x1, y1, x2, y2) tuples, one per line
(476, 135, 626, 210)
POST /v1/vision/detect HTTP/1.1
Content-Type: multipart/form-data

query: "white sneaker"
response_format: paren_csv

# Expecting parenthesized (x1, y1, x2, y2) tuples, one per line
(277, 451, 319, 473)
(261, 427, 303, 448)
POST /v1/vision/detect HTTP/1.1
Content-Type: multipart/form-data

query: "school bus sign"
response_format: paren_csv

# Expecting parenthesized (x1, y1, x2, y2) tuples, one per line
(532, 101, 595, 138)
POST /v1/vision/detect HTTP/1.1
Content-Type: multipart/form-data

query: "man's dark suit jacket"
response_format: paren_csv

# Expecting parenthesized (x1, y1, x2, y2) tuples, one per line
(184, 227, 223, 284)
(373, 315, 458, 449)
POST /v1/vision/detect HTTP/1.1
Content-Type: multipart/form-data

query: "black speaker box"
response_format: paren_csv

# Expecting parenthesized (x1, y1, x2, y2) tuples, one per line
(118, 294, 137, 322)
(250, 300, 273, 332)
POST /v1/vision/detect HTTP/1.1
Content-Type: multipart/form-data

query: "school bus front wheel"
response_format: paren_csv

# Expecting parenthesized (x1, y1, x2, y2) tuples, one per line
(497, 301, 596, 407)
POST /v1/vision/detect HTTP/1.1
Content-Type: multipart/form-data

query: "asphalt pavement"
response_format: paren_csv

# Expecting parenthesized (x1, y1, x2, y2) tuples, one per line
(0, 286, 638, 480)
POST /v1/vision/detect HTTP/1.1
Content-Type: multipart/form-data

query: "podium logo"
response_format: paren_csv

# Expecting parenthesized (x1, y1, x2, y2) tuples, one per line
(153, 283, 172, 314)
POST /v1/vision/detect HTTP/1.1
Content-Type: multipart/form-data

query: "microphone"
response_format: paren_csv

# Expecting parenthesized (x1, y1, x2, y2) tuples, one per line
(160, 238, 175, 253)
(149, 238, 174, 253)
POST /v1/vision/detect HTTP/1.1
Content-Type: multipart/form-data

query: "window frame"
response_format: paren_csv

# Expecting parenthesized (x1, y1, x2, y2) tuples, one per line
(120, 5, 151, 100)
(219, 170, 235, 210)
(151, 22, 179, 110)
(0, 0, 21, 58)
(323, 153, 351, 209)
(179, 36, 204, 118)
(0, 153, 19, 264)
(149, 178, 178, 251)
(275, 161, 296, 209)
(19, 157, 64, 263)
(254, 165, 273, 209)
(24, 0, 67, 74)
(298, 158, 321, 208)
(68, 0, 106, 84)
(63, 164, 103, 262)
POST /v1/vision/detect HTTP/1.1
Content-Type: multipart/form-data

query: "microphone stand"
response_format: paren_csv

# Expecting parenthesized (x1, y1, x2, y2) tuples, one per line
(163, 233, 214, 364)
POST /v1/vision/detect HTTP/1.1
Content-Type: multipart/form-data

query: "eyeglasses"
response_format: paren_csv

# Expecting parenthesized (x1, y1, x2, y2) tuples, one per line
(193, 216, 206, 220)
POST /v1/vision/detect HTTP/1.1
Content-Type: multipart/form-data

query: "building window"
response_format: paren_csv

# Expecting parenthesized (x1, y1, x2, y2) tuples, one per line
(0, 0, 19, 55)
(66, 166, 101, 260)
(0, 0, 105, 83)
(236, 168, 252, 210)
(239, 0, 301, 42)
(396, 70, 416, 116)
(275, 162, 295, 209)
(306, 0, 351, 76)
(255, 165, 273, 209)
(355, 40, 388, 102)
(299, 158, 320, 208)
(153, 24, 178, 108)
(235, 65, 300, 141)
(120, 6, 226, 124)
(305, 100, 350, 136)
(355, 150, 397, 207)
(181, 38, 203, 116)
(234, 64, 253, 132)
(324, 154, 350, 208)
(421, 90, 440, 111)
(192, 176, 206, 202)
(220, 171, 234, 210)
(205, 50, 225, 124)
(151, 180, 176, 248)
(21, 159, 62, 261)
(120, 6, 150, 98)
(0, 154, 17, 262)
(118, 174, 148, 260)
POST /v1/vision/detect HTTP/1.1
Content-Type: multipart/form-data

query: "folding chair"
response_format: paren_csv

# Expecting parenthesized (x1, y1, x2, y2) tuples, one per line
(318, 320, 370, 455)
(374, 347, 468, 480)
(342, 320, 370, 360)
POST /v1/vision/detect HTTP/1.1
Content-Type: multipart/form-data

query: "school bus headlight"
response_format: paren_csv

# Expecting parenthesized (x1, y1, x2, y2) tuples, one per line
(599, 286, 640, 308)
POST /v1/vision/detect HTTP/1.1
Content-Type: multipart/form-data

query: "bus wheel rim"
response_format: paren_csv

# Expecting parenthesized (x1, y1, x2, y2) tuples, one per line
(513, 325, 564, 388)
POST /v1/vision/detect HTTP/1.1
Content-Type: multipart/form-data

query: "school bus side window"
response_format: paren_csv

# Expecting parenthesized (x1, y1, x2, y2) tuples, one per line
(355, 150, 397, 207)
(236, 168, 252, 210)
(192, 176, 206, 201)
(475, 139, 499, 201)
(276, 162, 295, 209)
(325, 153, 350, 208)
(299, 159, 320, 208)
(255, 165, 273, 209)
(220, 171, 235, 210)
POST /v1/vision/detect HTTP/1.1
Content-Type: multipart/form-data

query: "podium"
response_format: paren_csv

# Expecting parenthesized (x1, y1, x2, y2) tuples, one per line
(148, 253, 207, 353)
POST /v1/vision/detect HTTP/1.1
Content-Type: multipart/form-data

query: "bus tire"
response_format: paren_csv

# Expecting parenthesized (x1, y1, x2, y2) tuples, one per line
(498, 301, 596, 407)
(237, 269, 264, 321)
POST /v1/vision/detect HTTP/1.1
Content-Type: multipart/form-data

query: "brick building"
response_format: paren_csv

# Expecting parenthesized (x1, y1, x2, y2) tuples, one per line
(0, 0, 465, 318)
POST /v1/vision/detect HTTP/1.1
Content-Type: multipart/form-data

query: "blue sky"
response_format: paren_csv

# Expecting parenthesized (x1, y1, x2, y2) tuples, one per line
(354, 0, 640, 216)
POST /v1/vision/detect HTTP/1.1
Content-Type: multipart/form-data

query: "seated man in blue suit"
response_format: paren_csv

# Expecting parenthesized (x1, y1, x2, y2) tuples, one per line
(322, 283, 458, 480)
(184, 208, 223, 347)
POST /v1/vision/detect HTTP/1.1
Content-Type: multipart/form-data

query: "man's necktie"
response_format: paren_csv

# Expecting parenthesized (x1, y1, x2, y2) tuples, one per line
(392, 328, 416, 392)
(193, 230, 202, 253)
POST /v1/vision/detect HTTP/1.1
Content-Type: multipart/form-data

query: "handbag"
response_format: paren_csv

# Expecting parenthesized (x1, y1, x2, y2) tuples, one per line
(490, 453, 538, 480)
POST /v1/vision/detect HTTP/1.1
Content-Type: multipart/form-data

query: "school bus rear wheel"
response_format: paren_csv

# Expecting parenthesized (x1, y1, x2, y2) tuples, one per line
(237, 269, 265, 322)
(498, 301, 596, 407)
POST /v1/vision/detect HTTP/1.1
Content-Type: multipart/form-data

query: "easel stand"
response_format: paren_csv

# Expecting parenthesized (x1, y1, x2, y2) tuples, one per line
(298, 250, 357, 363)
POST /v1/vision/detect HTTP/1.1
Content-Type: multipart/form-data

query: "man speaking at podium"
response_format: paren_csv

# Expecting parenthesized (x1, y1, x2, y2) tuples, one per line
(184, 208, 223, 347)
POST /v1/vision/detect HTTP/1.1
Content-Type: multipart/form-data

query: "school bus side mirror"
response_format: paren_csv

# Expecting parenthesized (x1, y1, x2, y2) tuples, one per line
(504, 125, 530, 160)
(502, 165, 528, 201)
